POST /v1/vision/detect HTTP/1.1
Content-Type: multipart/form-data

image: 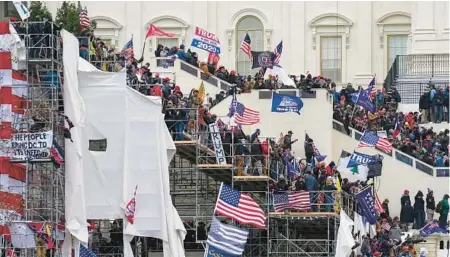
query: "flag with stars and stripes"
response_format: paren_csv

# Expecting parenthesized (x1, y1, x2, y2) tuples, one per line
(240, 33, 252, 59)
(357, 131, 392, 153)
(80, 244, 98, 257)
(273, 191, 310, 212)
(206, 217, 249, 256)
(120, 38, 134, 62)
(234, 101, 260, 126)
(273, 40, 283, 65)
(79, 9, 91, 30)
(214, 183, 266, 229)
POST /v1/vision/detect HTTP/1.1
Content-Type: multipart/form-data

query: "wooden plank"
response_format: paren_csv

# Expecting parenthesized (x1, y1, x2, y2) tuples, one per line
(174, 140, 196, 145)
(198, 164, 233, 168)
(234, 176, 269, 181)
(268, 212, 338, 218)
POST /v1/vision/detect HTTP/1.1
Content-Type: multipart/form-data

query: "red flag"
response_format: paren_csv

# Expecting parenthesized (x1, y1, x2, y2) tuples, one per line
(207, 52, 220, 69)
(145, 24, 175, 39)
(124, 185, 138, 224)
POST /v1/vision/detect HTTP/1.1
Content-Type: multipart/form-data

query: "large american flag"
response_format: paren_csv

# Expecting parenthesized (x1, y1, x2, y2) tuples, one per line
(357, 131, 392, 153)
(273, 191, 311, 212)
(273, 40, 283, 65)
(234, 101, 260, 126)
(240, 33, 252, 59)
(80, 244, 98, 257)
(79, 9, 91, 29)
(215, 183, 266, 229)
(121, 39, 134, 61)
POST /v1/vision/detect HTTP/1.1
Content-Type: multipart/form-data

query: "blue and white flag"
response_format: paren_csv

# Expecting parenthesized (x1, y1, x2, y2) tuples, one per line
(355, 186, 378, 225)
(420, 220, 447, 237)
(206, 217, 249, 256)
(347, 151, 378, 168)
(205, 245, 240, 257)
(271, 92, 303, 114)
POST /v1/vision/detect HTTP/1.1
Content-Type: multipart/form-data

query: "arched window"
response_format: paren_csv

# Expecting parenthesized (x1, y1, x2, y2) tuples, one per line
(235, 16, 264, 75)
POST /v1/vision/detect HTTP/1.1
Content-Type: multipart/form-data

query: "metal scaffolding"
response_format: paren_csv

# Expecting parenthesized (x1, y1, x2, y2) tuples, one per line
(165, 110, 342, 257)
(0, 21, 64, 257)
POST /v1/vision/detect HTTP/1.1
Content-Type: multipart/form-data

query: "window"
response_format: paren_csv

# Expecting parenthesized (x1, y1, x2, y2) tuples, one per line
(3, 2, 16, 17)
(157, 38, 179, 49)
(89, 139, 107, 152)
(236, 16, 264, 75)
(320, 37, 342, 83)
(387, 35, 408, 70)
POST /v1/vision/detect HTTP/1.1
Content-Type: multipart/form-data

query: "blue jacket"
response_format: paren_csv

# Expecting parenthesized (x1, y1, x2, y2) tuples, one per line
(176, 49, 187, 61)
(304, 174, 317, 191)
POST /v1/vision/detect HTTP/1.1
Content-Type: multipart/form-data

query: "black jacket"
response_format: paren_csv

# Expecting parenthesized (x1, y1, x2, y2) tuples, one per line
(426, 194, 435, 210)
(419, 93, 431, 110)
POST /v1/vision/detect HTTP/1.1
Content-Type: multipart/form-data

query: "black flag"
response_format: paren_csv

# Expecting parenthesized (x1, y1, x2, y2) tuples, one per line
(251, 51, 275, 69)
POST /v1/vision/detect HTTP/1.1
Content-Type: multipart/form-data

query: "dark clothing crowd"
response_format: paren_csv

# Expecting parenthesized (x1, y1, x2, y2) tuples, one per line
(332, 84, 449, 167)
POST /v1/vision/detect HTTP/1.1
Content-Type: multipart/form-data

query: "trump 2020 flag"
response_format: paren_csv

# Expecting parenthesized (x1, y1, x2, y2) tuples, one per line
(355, 186, 378, 225)
(347, 151, 378, 168)
(420, 220, 448, 237)
(271, 93, 304, 114)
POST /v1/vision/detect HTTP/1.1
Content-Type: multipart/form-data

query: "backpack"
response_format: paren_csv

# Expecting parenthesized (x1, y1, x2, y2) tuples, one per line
(436, 200, 443, 214)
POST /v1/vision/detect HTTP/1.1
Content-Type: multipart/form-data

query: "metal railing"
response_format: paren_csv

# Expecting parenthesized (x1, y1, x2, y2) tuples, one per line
(384, 54, 450, 91)
(332, 120, 449, 177)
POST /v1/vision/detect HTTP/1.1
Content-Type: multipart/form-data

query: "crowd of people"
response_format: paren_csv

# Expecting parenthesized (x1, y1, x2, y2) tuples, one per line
(331, 83, 449, 167)
(76, 37, 450, 256)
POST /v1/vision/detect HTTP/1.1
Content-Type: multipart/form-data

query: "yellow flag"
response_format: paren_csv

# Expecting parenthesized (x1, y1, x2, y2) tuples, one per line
(101, 62, 108, 72)
(198, 81, 206, 103)
(334, 175, 341, 213)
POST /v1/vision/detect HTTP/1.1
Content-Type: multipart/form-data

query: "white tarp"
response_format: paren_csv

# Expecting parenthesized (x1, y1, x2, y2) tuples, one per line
(61, 29, 88, 257)
(264, 66, 295, 86)
(335, 211, 355, 257)
(78, 59, 185, 257)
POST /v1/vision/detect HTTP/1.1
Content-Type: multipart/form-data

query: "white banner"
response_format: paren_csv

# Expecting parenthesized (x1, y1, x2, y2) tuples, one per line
(12, 1, 31, 21)
(11, 130, 53, 160)
(376, 130, 387, 138)
(209, 123, 227, 165)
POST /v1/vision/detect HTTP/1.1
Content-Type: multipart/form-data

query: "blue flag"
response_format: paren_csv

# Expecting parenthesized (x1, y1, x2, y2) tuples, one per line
(271, 93, 303, 114)
(347, 151, 378, 168)
(420, 220, 448, 237)
(206, 217, 249, 256)
(205, 245, 241, 257)
(356, 78, 376, 113)
(351, 93, 359, 104)
(355, 186, 378, 225)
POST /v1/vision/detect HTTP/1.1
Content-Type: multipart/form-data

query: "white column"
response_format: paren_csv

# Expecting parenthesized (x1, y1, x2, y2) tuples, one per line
(290, 2, 305, 73)
(413, 2, 435, 33)
(353, 1, 373, 85)
(125, 2, 142, 52)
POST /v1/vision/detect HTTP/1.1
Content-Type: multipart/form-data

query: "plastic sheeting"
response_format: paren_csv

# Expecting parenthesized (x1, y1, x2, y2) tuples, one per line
(77, 60, 185, 257)
(61, 29, 89, 248)
(263, 66, 295, 86)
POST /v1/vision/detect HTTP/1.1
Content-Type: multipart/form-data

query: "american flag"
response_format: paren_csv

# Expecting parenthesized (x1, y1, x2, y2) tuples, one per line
(215, 183, 266, 229)
(240, 33, 252, 59)
(273, 191, 311, 212)
(357, 131, 392, 153)
(273, 40, 283, 65)
(79, 9, 91, 29)
(381, 222, 391, 231)
(374, 192, 384, 215)
(121, 39, 134, 62)
(368, 77, 376, 99)
(206, 217, 249, 256)
(80, 244, 98, 257)
(234, 101, 260, 126)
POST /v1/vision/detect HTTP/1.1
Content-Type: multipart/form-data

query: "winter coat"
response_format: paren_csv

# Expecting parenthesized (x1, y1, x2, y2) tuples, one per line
(400, 194, 414, 223)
